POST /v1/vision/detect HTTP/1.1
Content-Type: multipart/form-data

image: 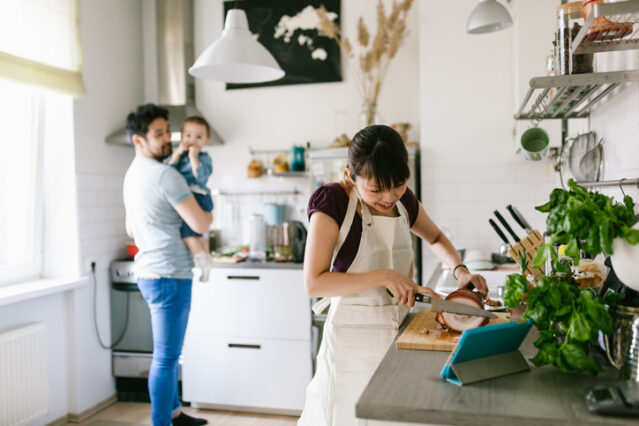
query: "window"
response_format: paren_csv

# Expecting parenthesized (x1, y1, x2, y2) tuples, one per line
(0, 80, 73, 285)
(0, 0, 83, 285)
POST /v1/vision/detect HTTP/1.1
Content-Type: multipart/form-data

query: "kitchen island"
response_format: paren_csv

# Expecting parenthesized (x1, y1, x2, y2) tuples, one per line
(356, 312, 637, 426)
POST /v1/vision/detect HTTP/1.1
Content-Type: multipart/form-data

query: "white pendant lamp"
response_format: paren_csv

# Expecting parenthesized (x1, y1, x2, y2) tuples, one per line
(189, 9, 285, 83)
(466, 0, 513, 34)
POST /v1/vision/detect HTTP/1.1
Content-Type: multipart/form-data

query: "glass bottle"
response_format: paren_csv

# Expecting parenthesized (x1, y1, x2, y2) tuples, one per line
(556, 2, 594, 75)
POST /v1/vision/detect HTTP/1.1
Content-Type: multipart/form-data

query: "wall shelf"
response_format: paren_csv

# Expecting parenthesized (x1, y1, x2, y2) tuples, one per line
(514, 69, 639, 120)
(572, 0, 639, 55)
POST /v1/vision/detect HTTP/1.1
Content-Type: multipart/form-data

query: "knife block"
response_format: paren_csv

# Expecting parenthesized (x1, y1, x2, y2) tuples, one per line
(507, 230, 544, 278)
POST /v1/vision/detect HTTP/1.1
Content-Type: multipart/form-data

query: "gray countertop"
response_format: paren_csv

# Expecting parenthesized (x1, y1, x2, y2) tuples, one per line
(211, 261, 303, 270)
(356, 313, 637, 426)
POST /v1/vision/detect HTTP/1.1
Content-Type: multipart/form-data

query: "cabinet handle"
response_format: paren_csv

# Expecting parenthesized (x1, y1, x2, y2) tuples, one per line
(226, 275, 260, 280)
(228, 343, 261, 350)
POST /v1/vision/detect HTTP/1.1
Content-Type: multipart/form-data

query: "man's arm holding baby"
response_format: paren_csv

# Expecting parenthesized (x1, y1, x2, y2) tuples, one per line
(174, 197, 212, 234)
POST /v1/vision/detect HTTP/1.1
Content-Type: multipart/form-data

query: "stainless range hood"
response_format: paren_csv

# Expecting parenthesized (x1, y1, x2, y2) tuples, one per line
(106, 0, 223, 146)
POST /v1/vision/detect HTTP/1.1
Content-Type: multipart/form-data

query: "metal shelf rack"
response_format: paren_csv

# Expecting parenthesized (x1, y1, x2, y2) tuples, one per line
(572, 0, 639, 55)
(514, 69, 639, 120)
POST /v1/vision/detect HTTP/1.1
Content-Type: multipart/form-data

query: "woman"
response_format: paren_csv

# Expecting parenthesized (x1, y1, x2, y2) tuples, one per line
(298, 125, 487, 425)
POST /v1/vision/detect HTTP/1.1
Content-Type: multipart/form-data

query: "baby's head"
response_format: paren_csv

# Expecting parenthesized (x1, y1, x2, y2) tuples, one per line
(181, 116, 211, 149)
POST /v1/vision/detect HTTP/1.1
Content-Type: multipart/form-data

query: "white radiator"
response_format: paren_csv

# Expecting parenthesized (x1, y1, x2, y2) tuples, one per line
(0, 323, 48, 426)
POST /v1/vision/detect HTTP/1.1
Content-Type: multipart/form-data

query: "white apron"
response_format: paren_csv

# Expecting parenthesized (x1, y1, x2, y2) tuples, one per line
(298, 187, 414, 426)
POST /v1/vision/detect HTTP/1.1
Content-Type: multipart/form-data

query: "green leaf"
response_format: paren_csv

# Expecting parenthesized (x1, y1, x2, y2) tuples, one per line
(555, 304, 572, 317)
(601, 291, 625, 306)
(525, 302, 550, 329)
(584, 300, 612, 335)
(599, 218, 614, 255)
(532, 342, 559, 367)
(503, 274, 527, 308)
(561, 343, 602, 375)
(534, 330, 557, 348)
(544, 285, 562, 310)
(536, 200, 552, 213)
(555, 348, 577, 374)
(532, 243, 552, 269)
(626, 228, 639, 245)
(584, 225, 601, 256)
(565, 237, 579, 259)
(568, 311, 591, 342)
(623, 195, 635, 210)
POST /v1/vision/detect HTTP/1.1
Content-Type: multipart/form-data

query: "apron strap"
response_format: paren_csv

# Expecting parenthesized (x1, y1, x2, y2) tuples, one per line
(313, 186, 361, 315)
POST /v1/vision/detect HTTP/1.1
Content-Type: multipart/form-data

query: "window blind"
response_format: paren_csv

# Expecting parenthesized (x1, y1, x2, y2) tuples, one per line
(0, 0, 86, 98)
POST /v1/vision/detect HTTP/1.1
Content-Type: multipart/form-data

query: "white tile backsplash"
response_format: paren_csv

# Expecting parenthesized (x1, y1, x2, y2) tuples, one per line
(76, 172, 129, 269)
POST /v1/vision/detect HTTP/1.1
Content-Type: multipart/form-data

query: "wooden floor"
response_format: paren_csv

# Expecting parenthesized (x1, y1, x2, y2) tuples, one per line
(66, 402, 299, 426)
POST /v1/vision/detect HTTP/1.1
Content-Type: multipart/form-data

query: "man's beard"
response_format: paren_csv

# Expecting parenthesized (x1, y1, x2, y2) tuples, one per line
(153, 143, 173, 161)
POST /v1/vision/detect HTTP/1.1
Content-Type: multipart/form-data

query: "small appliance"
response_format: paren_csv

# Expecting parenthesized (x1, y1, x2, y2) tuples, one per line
(110, 260, 183, 401)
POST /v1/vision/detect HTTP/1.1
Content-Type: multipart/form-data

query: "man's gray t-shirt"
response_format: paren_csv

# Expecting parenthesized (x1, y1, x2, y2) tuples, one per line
(123, 155, 194, 278)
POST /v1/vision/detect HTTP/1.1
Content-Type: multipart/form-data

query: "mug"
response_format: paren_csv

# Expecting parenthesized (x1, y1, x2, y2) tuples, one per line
(520, 127, 549, 161)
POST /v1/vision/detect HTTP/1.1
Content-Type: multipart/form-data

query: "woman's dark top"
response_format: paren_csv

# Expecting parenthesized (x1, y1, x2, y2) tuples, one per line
(307, 183, 420, 272)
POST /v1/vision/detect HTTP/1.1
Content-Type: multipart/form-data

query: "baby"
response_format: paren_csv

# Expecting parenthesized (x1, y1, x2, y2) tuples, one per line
(167, 116, 215, 281)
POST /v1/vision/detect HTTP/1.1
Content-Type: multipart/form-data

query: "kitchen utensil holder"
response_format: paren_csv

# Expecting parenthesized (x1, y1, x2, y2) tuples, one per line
(508, 230, 545, 278)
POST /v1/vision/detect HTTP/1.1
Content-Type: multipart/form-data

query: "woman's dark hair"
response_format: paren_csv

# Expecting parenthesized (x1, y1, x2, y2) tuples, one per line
(183, 116, 211, 138)
(125, 103, 169, 141)
(348, 125, 409, 192)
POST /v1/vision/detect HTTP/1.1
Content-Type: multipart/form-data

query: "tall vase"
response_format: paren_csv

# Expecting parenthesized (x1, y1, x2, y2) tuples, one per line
(360, 102, 378, 128)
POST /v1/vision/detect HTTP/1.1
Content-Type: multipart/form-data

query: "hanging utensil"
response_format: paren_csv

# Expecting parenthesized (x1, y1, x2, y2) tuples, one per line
(494, 210, 521, 243)
(506, 204, 533, 234)
(568, 132, 598, 182)
(579, 140, 603, 183)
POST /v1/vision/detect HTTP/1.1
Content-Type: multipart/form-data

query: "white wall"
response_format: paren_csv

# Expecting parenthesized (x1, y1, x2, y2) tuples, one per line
(590, 49, 639, 203)
(418, 0, 560, 277)
(0, 0, 143, 423)
(69, 0, 145, 414)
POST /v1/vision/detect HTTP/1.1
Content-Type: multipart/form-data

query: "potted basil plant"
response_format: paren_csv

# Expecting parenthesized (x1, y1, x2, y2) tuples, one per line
(503, 179, 639, 375)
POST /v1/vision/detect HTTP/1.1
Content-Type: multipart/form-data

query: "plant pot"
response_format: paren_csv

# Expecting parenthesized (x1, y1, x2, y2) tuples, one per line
(610, 222, 639, 292)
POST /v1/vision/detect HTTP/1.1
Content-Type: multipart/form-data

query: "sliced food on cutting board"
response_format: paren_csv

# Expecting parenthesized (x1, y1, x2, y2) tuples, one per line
(435, 289, 488, 331)
(396, 310, 511, 351)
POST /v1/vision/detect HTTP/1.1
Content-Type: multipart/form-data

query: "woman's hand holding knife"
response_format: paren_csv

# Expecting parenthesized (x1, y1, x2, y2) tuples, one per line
(382, 269, 441, 307)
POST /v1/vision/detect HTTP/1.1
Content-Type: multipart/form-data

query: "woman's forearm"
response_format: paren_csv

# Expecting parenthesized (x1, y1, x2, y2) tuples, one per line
(428, 231, 463, 270)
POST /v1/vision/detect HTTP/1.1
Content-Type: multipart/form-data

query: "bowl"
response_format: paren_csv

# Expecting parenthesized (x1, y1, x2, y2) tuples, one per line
(126, 242, 139, 259)
(610, 222, 639, 292)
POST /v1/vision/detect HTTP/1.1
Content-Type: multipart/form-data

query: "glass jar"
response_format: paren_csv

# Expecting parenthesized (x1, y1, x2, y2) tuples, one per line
(556, 2, 594, 75)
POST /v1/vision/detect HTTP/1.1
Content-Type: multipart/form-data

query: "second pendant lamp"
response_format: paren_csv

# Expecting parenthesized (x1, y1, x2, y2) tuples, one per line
(189, 9, 285, 84)
(466, 0, 513, 35)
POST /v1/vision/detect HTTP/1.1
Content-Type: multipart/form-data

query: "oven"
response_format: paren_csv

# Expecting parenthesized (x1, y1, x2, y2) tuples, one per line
(109, 260, 183, 402)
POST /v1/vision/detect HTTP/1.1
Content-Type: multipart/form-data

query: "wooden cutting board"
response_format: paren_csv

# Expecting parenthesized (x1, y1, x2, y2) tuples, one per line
(396, 310, 512, 351)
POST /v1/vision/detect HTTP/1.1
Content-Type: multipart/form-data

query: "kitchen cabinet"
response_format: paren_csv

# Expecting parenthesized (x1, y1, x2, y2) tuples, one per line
(182, 265, 312, 414)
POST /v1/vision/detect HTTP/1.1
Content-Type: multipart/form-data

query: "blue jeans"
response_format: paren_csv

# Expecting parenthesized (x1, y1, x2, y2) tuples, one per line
(138, 277, 192, 426)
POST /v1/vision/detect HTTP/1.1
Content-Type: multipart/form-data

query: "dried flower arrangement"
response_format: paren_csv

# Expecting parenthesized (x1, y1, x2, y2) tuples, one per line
(317, 0, 414, 126)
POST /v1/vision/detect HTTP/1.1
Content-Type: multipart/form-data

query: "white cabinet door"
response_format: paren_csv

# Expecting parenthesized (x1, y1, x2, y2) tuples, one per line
(182, 334, 312, 411)
(187, 268, 311, 341)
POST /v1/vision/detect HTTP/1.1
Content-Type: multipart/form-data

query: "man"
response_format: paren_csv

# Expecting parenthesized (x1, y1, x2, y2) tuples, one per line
(123, 104, 211, 426)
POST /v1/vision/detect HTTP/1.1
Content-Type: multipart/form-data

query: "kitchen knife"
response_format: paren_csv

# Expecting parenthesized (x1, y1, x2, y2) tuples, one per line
(507, 204, 533, 234)
(494, 210, 520, 243)
(489, 218, 510, 245)
(413, 293, 497, 319)
(386, 289, 496, 319)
